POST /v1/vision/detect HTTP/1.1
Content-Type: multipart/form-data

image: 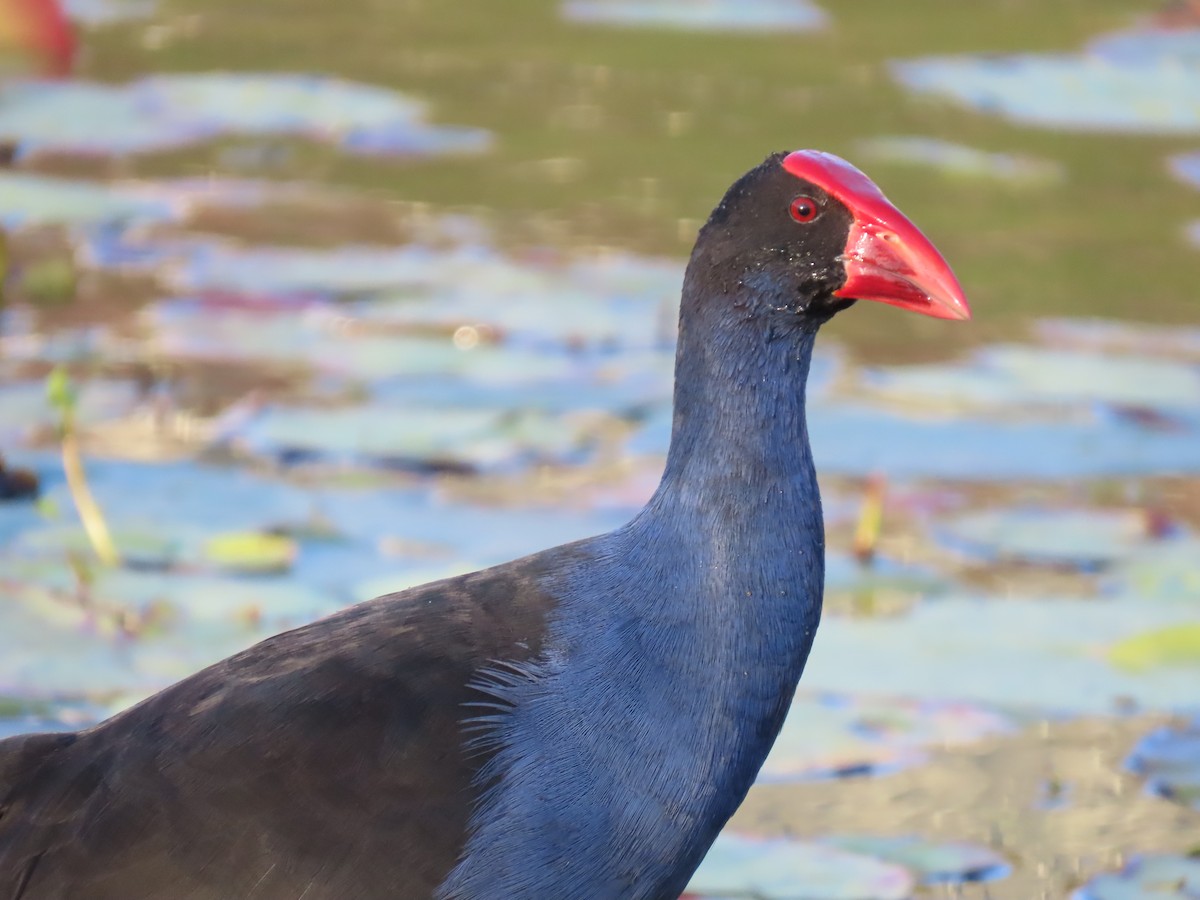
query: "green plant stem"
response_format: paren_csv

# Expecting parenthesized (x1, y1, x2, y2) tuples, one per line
(61, 428, 120, 567)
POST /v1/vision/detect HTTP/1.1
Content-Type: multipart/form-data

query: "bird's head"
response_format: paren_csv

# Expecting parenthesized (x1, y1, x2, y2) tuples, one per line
(688, 149, 971, 326)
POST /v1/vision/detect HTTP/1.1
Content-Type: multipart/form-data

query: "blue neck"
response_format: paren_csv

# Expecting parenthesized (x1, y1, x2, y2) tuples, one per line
(440, 277, 827, 900)
(633, 271, 826, 695)
(643, 272, 822, 544)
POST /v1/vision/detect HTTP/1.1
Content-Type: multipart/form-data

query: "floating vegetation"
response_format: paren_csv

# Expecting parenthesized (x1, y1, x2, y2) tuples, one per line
(760, 693, 1011, 781)
(686, 833, 914, 900)
(686, 833, 1008, 897)
(0, 74, 492, 159)
(0, 172, 294, 229)
(892, 28, 1200, 134)
(804, 595, 1200, 714)
(226, 404, 607, 472)
(562, 0, 828, 33)
(1109, 624, 1200, 672)
(1033, 318, 1200, 362)
(0, 380, 141, 443)
(856, 136, 1063, 185)
(201, 531, 298, 575)
(632, 344, 1200, 479)
(822, 836, 1009, 885)
(0, 172, 171, 229)
(862, 346, 1200, 415)
(0, 567, 344, 700)
(822, 551, 947, 617)
(1108, 539, 1200, 604)
(937, 507, 1171, 570)
(808, 402, 1200, 480)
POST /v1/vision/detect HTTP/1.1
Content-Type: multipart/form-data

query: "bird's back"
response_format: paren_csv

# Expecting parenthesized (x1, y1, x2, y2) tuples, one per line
(0, 555, 561, 899)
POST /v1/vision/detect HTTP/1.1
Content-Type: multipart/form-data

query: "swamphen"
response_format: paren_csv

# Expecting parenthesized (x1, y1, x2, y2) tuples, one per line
(0, 151, 969, 899)
(0, 0, 75, 76)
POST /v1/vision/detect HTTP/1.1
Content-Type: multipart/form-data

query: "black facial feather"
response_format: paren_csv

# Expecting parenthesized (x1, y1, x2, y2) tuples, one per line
(690, 151, 856, 324)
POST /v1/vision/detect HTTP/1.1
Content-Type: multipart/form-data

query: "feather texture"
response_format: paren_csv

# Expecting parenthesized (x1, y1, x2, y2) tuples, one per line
(0, 152, 903, 899)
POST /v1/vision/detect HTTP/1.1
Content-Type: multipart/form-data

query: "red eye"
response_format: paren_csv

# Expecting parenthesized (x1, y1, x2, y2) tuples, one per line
(789, 195, 820, 223)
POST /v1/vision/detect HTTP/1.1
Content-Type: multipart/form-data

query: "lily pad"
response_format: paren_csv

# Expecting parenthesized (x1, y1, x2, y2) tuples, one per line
(863, 346, 1200, 414)
(0, 561, 338, 631)
(937, 508, 1164, 569)
(686, 833, 914, 900)
(892, 29, 1200, 134)
(1089, 27, 1200, 66)
(1034, 318, 1200, 362)
(0, 564, 342, 701)
(806, 401, 1200, 481)
(1126, 717, 1200, 811)
(172, 243, 477, 297)
(201, 531, 298, 575)
(0, 591, 140, 697)
(0, 172, 171, 229)
(856, 136, 1063, 185)
(1109, 624, 1200, 672)
(2, 450, 634, 604)
(22, 458, 317, 536)
(121, 237, 684, 339)
(1073, 854, 1200, 899)
(0, 74, 491, 159)
(803, 595, 1200, 714)
(823, 836, 1009, 884)
(760, 693, 1011, 781)
(0, 174, 306, 230)
(1107, 540, 1200, 604)
(10, 524, 183, 569)
(0, 379, 138, 443)
(133, 573, 340, 629)
(355, 251, 683, 350)
(824, 552, 946, 599)
(562, 0, 828, 33)
(145, 294, 621, 385)
(822, 553, 946, 616)
(634, 357, 1200, 479)
(227, 404, 601, 472)
(131, 243, 681, 392)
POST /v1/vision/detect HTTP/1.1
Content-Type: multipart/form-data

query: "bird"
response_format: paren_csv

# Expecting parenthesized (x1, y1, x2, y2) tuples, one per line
(0, 0, 75, 77)
(0, 150, 969, 899)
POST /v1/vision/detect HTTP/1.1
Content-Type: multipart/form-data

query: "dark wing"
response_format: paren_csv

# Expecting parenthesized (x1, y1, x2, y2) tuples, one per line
(0, 554, 563, 900)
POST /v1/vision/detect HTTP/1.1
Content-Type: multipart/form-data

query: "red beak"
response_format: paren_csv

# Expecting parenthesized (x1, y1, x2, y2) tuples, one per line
(782, 150, 971, 321)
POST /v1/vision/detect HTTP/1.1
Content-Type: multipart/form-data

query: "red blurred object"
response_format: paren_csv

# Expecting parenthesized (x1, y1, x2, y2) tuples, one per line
(1155, 0, 1200, 27)
(1, 0, 76, 76)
